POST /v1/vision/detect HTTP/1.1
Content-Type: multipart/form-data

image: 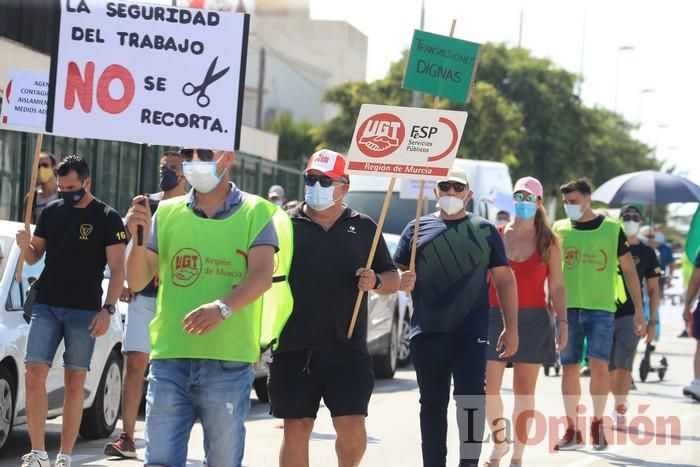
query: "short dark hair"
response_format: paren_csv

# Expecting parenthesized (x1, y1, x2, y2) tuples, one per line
(161, 150, 183, 159)
(56, 155, 90, 181)
(560, 178, 592, 195)
(41, 151, 57, 166)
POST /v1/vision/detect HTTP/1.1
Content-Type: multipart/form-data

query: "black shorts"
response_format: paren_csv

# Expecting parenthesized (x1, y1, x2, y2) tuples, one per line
(268, 350, 374, 419)
(693, 305, 700, 340)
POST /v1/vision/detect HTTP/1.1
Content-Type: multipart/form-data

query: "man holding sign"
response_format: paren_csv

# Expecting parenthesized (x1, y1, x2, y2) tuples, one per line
(394, 169, 518, 467)
(269, 149, 399, 467)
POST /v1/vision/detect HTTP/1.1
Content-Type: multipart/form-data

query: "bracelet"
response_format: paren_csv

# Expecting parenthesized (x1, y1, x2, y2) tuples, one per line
(648, 319, 658, 325)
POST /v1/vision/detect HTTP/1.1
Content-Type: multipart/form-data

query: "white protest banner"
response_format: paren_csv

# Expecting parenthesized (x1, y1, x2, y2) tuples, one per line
(400, 179, 437, 200)
(47, 1, 249, 150)
(1, 70, 50, 132)
(346, 104, 468, 181)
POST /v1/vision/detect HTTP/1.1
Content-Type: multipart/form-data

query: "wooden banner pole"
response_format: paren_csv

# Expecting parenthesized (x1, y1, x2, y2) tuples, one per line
(347, 177, 397, 339)
(409, 19, 457, 271)
(16, 133, 44, 283)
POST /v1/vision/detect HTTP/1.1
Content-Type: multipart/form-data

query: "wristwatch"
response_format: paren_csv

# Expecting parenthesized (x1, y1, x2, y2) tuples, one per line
(373, 273, 383, 290)
(102, 304, 116, 315)
(215, 299, 232, 320)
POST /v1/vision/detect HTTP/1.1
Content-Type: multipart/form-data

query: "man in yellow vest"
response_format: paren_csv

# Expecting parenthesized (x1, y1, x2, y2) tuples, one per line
(552, 179, 644, 452)
(125, 148, 280, 467)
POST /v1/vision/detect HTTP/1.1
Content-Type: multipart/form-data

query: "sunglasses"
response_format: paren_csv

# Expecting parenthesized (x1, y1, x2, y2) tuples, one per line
(38, 162, 51, 168)
(622, 214, 641, 222)
(513, 192, 538, 203)
(437, 181, 467, 193)
(179, 148, 214, 161)
(304, 173, 346, 188)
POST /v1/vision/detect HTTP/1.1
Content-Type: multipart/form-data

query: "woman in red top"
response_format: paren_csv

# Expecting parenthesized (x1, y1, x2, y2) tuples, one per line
(483, 177, 568, 467)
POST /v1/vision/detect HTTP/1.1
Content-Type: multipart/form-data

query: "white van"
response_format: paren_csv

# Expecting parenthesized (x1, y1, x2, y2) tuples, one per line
(345, 159, 513, 235)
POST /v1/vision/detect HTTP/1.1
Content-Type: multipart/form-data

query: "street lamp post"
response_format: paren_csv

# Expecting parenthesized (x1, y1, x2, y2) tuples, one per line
(638, 88, 655, 126)
(614, 45, 635, 112)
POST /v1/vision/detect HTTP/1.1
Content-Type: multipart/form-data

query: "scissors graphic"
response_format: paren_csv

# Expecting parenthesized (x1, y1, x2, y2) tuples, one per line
(182, 56, 230, 108)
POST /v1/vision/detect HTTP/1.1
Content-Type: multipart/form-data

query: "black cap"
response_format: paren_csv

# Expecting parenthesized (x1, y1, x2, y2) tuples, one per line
(620, 204, 642, 216)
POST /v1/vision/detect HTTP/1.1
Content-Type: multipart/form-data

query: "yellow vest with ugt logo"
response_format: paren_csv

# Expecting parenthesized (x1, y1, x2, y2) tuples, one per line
(152, 195, 276, 362)
(553, 216, 622, 313)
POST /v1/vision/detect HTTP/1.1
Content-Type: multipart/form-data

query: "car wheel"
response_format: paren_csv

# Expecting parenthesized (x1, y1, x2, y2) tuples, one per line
(253, 377, 269, 403)
(80, 350, 122, 440)
(397, 312, 411, 367)
(373, 317, 398, 379)
(0, 366, 15, 452)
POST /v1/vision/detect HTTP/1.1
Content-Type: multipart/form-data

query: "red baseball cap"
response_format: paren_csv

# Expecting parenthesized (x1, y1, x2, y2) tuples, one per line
(513, 176, 543, 198)
(305, 149, 348, 179)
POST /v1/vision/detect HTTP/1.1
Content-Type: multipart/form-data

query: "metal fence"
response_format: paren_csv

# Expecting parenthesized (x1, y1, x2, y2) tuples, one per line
(0, 129, 304, 220)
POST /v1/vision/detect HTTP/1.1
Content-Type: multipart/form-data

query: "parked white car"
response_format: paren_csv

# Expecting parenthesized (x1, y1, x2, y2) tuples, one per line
(0, 220, 124, 452)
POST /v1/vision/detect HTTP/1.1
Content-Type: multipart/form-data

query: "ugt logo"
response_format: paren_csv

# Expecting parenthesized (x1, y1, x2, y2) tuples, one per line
(171, 248, 203, 287)
(356, 113, 405, 157)
(564, 247, 581, 269)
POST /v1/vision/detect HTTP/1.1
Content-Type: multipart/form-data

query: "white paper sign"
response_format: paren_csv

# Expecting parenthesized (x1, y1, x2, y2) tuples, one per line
(48, 0, 249, 150)
(399, 179, 437, 199)
(1, 70, 50, 131)
(347, 104, 468, 180)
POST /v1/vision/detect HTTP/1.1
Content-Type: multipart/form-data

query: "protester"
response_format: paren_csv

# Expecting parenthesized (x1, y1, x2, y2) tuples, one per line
(104, 150, 189, 458)
(268, 184, 287, 207)
(24, 151, 59, 224)
(682, 252, 700, 401)
(495, 210, 511, 227)
(484, 177, 567, 467)
(552, 179, 644, 451)
(125, 148, 279, 467)
(609, 205, 660, 427)
(268, 149, 399, 467)
(394, 168, 518, 467)
(16, 155, 127, 467)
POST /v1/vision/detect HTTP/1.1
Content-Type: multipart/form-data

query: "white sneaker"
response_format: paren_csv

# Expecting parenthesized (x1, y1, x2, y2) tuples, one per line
(54, 454, 71, 467)
(683, 380, 700, 401)
(20, 452, 49, 467)
(611, 403, 628, 429)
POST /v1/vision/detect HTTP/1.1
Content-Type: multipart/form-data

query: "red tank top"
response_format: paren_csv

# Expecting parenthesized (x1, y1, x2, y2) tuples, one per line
(488, 228, 549, 309)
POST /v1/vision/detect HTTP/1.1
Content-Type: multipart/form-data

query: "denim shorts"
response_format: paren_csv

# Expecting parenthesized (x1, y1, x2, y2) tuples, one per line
(144, 359, 253, 467)
(123, 294, 155, 354)
(560, 308, 614, 365)
(24, 303, 97, 371)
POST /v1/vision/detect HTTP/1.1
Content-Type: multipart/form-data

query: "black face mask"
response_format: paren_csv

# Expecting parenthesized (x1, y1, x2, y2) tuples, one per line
(59, 187, 86, 207)
(160, 168, 180, 192)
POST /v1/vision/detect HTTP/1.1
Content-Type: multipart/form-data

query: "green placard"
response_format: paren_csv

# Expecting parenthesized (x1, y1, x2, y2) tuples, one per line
(403, 29, 481, 103)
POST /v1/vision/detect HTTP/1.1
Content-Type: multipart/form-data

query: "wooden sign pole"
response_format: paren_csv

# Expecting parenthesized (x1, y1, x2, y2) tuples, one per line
(16, 133, 44, 283)
(347, 177, 397, 338)
(409, 19, 457, 271)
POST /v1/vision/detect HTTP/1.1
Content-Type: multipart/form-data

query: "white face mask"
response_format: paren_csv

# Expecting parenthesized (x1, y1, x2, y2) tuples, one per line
(623, 220, 640, 237)
(564, 203, 584, 221)
(305, 182, 336, 211)
(495, 219, 509, 227)
(182, 161, 222, 194)
(438, 195, 466, 216)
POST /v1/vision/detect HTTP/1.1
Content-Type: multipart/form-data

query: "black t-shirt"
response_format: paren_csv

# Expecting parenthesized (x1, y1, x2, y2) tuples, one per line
(616, 242, 661, 318)
(34, 198, 127, 311)
(572, 215, 630, 257)
(277, 204, 397, 357)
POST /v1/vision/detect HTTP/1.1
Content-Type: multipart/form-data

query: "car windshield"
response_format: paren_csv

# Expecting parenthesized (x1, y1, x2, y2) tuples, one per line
(0, 235, 13, 279)
(345, 192, 432, 236)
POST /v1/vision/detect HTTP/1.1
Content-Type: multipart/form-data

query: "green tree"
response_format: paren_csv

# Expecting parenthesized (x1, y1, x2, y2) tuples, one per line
(266, 111, 320, 163)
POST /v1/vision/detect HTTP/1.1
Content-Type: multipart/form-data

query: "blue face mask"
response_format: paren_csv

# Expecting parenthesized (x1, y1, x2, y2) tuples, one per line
(305, 182, 336, 211)
(564, 203, 584, 221)
(514, 201, 537, 220)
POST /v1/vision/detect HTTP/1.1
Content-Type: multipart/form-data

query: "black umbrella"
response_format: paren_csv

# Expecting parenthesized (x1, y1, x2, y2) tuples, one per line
(592, 170, 700, 205)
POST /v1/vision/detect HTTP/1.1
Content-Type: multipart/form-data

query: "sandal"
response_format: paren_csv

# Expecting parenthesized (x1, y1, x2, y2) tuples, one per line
(482, 442, 510, 467)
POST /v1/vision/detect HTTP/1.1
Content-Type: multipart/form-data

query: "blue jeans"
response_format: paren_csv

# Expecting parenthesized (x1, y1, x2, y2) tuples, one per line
(24, 303, 97, 371)
(560, 309, 614, 364)
(410, 331, 488, 467)
(144, 359, 253, 467)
